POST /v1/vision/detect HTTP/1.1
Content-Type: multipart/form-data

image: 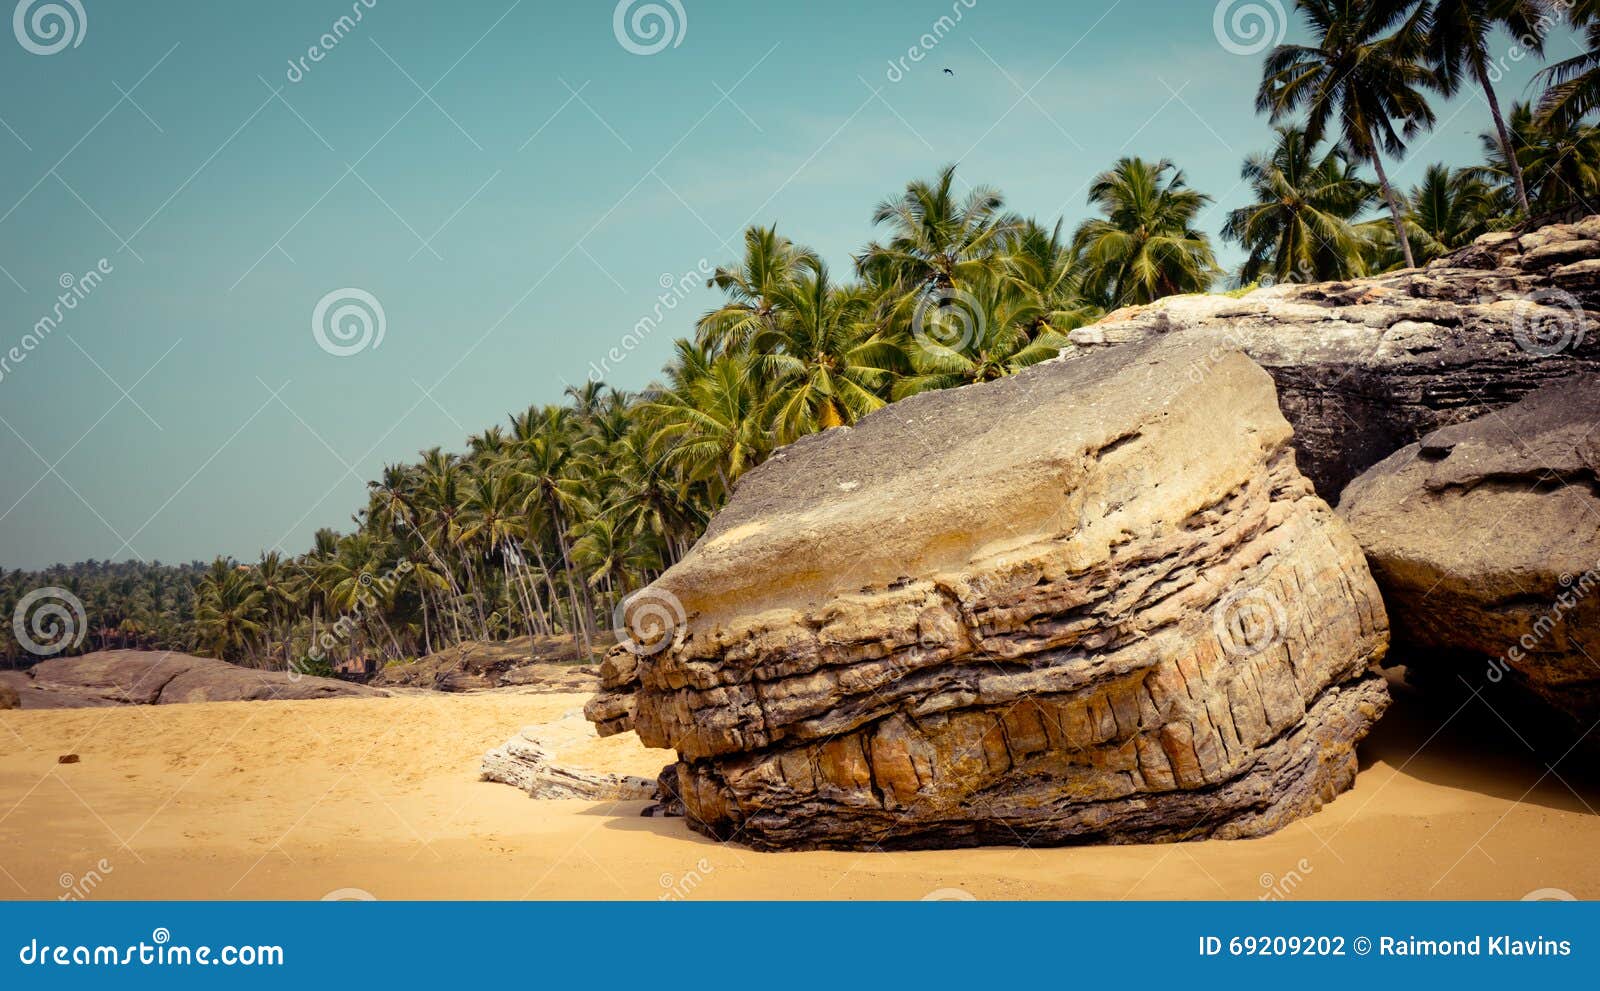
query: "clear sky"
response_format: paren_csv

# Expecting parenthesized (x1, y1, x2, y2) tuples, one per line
(0, 0, 1579, 569)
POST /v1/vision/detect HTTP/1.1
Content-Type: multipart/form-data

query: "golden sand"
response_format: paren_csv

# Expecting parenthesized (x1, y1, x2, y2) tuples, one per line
(1, 689, 1595, 900)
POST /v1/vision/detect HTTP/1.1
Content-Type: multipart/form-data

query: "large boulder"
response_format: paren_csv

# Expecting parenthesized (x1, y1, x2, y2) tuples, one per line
(19, 650, 381, 707)
(1069, 218, 1600, 498)
(1340, 374, 1600, 729)
(586, 337, 1391, 850)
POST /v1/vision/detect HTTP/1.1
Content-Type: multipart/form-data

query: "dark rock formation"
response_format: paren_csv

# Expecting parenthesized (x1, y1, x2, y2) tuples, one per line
(1069, 218, 1600, 498)
(1340, 373, 1600, 729)
(587, 336, 1390, 850)
(10, 650, 380, 708)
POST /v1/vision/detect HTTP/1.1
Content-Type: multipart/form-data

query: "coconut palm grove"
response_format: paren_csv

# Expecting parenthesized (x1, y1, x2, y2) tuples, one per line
(4, 0, 1597, 671)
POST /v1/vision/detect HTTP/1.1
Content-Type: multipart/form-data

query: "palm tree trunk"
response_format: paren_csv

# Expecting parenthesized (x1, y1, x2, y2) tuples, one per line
(1367, 139, 1416, 269)
(1478, 64, 1531, 215)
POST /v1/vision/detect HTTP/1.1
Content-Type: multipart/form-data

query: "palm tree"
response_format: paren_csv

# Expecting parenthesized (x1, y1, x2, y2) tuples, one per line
(1002, 219, 1102, 334)
(858, 164, 1019, 295)
(1260, 0, 1438, 269)
(646, 351, 769, 500)
(1428, 0, 1554, 214)
(1403, 163, 1497, 262)
(752, 259, 900, 444)
(1071, 157, 1221, 307)
(892, 274, 1070, 398)
(1222, 126, 1377, 285)
(1536, 5, 1600, 131)
(194, 559, 266, 662)
(1482, 100, 1600, 214)
(696, 226, 816, 354)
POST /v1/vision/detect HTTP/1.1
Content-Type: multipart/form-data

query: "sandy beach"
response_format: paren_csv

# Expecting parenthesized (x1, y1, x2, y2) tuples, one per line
(1, 686, 1595, 902)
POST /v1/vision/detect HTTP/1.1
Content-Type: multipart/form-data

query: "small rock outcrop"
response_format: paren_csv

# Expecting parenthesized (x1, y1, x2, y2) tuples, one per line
(1069, 218, 1600, 498)
(587, 336, 1391, 850)
(1340, 374, 1600, 728)
(480, 727, 655, 800)
(0, 682, 18, 710)
(13, 650, 380, 708)
(371, 635, 606, 693)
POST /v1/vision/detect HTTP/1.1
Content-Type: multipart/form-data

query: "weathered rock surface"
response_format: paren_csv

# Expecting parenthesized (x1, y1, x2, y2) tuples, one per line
(0, 681, 18, 710)
(9, 650, 381, 708)
(1340, 374, 1600, 727)
(371, 635, 606, 693)
(587, 336, 1391, 850)
(480, 727, 656, 800)
(1069, 218, 1600, 499)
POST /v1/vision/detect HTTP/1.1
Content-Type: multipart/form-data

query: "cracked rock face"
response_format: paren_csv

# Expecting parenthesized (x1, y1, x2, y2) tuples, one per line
(1340, 374, 1600, 729)
(1069, 217, 1600, 499)
(586, 337, 1390, 850)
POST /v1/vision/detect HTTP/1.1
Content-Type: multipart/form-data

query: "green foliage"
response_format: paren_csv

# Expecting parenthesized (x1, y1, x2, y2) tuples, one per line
(19, 1, 1600, 672)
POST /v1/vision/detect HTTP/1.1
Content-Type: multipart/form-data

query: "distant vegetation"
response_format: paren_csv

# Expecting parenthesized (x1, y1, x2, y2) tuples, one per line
(5, 0, 1598, 673)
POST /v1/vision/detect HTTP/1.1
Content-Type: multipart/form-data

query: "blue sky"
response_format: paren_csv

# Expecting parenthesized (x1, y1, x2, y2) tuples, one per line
(0, 0, 1579, 569)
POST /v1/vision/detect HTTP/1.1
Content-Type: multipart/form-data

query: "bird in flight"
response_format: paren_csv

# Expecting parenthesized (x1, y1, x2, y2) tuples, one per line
(943, 68, 954, 75)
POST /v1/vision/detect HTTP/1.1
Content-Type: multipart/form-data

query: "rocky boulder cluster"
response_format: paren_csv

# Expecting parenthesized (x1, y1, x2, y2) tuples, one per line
(582, 218, 1598, 851)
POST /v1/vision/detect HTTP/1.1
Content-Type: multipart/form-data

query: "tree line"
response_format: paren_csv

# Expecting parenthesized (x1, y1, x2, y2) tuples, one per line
(4, 0, 1597, 672)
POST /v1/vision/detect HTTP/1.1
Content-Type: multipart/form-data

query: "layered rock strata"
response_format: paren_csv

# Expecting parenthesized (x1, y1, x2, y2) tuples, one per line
(587, 337, 1390, 850)
(1069, 218, 1600, 498)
